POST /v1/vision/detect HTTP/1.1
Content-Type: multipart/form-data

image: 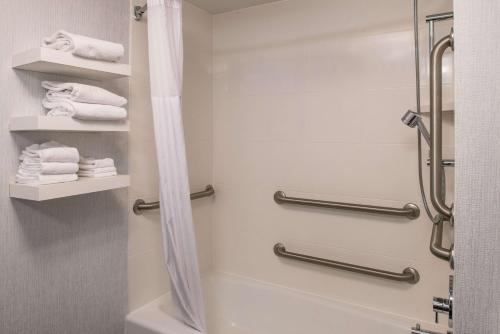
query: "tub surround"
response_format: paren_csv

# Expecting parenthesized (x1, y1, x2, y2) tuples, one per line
(211, 0, 454, 325)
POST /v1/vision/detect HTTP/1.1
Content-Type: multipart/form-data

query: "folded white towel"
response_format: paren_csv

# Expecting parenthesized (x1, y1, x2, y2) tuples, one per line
(15, 173, 78, 185)
(77, 166, 116, 174)
(79, 157, 115, 169)
(19, 161, 79, 175)
(42, 30, 124, 62)
(78, 170, 117, 178)
(42, 98, 127, 121)
(20, 142, 79, 163)
(42, 81, 127, 107)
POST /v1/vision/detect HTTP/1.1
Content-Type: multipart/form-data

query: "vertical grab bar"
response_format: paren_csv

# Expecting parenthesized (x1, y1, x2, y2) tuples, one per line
(430, 31, 454, 218)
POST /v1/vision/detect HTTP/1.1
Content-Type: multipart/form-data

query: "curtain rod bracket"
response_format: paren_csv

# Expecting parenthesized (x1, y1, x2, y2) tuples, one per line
(134, 4, 148, 21)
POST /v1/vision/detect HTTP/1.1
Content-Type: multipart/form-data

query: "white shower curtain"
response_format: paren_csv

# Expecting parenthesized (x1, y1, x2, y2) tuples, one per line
(146, 0, 206, 332)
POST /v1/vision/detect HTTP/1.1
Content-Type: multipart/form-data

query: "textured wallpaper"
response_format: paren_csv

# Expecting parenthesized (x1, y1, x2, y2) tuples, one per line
(0, 0, 129, 333)
(454, 1, 500, 333)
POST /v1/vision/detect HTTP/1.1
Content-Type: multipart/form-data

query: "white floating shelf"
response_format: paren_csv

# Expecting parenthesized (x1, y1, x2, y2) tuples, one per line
(9, 115, 129, 132)
(12, 48, 130, 80)
(10, 175, 130, 201)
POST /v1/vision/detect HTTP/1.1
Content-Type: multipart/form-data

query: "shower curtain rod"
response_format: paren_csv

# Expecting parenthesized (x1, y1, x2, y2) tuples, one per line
(134, 4, 147, 21)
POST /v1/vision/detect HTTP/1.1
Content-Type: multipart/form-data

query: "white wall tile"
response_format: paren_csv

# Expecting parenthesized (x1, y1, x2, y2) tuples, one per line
(212, 0, 454, 324)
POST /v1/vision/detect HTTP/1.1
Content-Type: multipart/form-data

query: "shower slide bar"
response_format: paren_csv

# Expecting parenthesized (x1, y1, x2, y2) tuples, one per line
(274, 243, 420, 284)
(274, 191, 420, 220)
(133, 185, 215, 215)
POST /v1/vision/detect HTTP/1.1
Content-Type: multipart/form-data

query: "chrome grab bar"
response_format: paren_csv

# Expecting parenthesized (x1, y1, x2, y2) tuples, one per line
(430, 31, 454, 218)
(274, 243, 420, 284)
(133, 185, 215, 215)
(274, 191, 420, 220)
(430, 215, 454, 268)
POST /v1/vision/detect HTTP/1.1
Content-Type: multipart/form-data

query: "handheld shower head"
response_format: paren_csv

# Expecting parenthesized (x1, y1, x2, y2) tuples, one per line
(401, 110, 431, 146)
(401, 110, 420, 128)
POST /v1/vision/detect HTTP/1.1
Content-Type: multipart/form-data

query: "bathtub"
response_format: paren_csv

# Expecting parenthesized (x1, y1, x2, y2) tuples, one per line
(126, 273, 442, 334)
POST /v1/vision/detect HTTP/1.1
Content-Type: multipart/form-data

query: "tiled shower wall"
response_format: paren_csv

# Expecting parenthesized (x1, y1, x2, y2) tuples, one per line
(128, 1, 214, 311)
(0, 0, 129, 333)
(212, 0, 454, 325)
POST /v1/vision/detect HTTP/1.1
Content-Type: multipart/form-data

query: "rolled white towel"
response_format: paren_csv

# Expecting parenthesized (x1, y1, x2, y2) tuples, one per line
(42, 98, 127, 121)
(42, 81, 127, 107)
(19, 161, 79, 175)
(78, 170, 117, 178)
(42, 30, 124, 62)
(15, 173, 78, 185)
(20, 142, 79, 163)
(79, 157, 115, 169)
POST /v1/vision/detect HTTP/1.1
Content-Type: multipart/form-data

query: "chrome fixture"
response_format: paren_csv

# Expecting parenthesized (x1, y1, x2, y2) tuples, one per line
(274, 191, 420, 219)
(412, 323, 452, 334)
(401, 110, 431, 146)
(426, 12, 454, 53)
(430, 215, 454, 268)
(133, 185, 215, 215)
(427, 159, 455, 168)
(430, 30, 454, 219)
(134, 4, 147, 21)
(433, 276, 454, 327)
(274, 243, 420, 284)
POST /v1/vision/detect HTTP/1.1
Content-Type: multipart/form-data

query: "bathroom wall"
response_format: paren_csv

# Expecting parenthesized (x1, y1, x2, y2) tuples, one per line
(454, 1, 500, 333)
(212, 0, 454, 326)
(128, 1, 214, 311)
(0, 1, 129, 333)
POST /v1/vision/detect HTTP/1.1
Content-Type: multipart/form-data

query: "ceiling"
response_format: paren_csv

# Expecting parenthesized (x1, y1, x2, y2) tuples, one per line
(187, 0, 281, 14)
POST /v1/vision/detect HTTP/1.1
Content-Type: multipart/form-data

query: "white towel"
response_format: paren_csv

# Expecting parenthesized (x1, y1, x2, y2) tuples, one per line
(79, 157, 115, 169)
(42, 98, 127, 121)
(42, 81, 127, 107)
(20, 142, 79, 163)
(19, 161, 79, 175)
(15, 173, 78, 185)
(42, 30, 124, 62)
(77, 166, 116, 173)
(78, 171, 117, 178)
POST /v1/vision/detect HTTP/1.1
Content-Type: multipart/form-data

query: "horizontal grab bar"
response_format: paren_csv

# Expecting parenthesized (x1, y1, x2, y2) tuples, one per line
(133, 185, 215, 215)
(274, 243, 420, 284)
(274, 191, 420, 220)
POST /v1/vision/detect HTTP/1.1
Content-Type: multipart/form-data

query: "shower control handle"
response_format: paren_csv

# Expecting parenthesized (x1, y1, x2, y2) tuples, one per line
(433, 276, 453, 327)
(433, 297, 451, 323)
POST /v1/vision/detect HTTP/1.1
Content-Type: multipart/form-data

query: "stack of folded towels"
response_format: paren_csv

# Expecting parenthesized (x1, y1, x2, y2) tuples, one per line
(79, 157, 117, 178)
(42, 81, 127, 121)
(16, 141, 80, 185)
(42, 30, 124, 62)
